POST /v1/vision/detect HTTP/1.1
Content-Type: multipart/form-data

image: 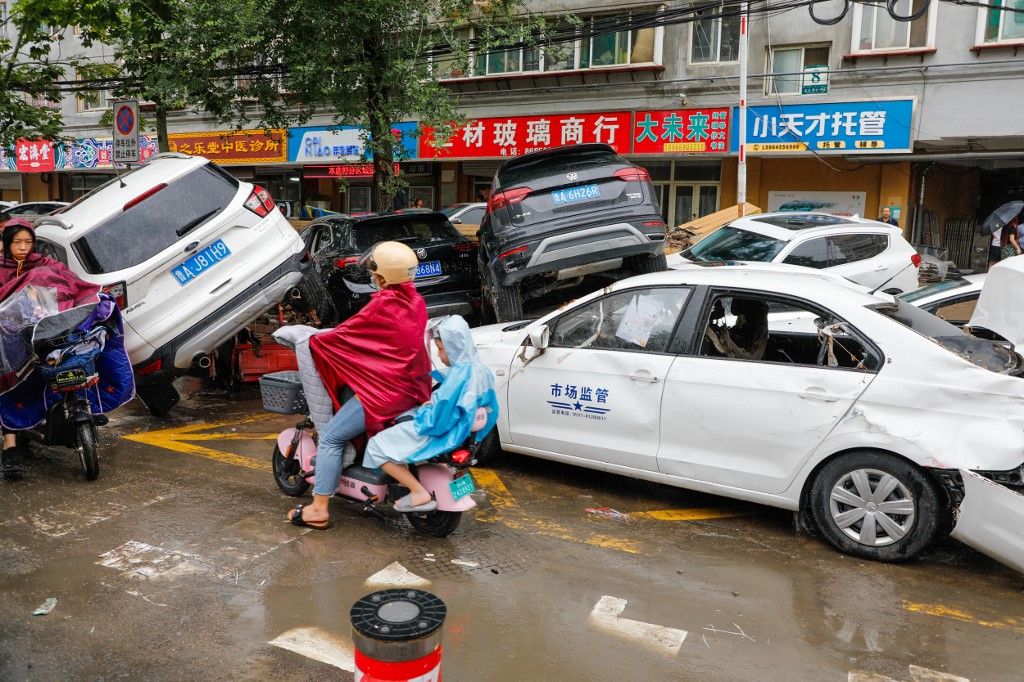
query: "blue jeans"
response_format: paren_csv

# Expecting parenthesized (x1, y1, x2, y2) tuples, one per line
(313, 398, 365, 496)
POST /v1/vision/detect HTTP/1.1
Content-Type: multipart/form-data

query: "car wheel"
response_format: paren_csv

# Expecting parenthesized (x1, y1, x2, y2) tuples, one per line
(490, 282, 523, 322)
(628, 252, 668, 274)
(474, 429, 501, 467)
(136, 381, 180, 416)
(809, 451, 942, 562)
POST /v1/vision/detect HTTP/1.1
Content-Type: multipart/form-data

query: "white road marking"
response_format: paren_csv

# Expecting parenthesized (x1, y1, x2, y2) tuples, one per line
(451, 559, 480, 568)
(587, 595, 687, 656)
(849, 666, 969, 682)
(365, 561, 430, 588)
(269, 627, 354, 672)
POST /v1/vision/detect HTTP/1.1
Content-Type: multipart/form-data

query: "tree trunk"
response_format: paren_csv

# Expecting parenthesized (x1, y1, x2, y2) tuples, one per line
(156, 101, 170, 153)
(364, 37, 394, 212)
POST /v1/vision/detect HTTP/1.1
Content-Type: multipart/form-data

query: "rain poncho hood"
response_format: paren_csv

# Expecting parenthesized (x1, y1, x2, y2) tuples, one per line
(309, 281, 432, 436)
(363, 315, 499, 468)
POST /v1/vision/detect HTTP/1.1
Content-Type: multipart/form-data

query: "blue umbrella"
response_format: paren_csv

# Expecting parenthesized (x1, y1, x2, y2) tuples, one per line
(981, 201, 1023, 236)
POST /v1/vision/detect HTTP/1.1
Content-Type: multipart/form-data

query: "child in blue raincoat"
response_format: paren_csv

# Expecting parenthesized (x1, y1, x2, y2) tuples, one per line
(363, 315, 498, 513)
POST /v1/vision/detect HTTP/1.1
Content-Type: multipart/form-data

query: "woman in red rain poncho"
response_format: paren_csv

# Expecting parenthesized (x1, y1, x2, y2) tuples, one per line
(0, 218, 100, 479)
(287, 240, 432, 529)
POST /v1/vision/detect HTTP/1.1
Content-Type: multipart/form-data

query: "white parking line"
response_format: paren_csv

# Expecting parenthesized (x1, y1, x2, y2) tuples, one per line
(364, 561, 430, 588)
(269, 627, 354, 672)
(587, 595, 687, 656)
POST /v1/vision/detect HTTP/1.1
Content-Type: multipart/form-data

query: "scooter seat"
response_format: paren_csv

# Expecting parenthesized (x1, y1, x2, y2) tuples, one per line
(342, 464, 393, 486)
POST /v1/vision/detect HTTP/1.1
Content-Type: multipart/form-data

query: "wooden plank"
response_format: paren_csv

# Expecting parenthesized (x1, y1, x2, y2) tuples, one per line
(665, 203, 761, 253)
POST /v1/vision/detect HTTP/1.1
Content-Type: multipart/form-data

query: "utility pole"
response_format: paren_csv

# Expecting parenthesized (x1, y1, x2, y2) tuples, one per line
(737, 0, 749, 216)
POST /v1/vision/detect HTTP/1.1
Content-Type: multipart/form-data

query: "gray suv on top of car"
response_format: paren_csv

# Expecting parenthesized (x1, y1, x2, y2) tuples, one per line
(478, 144, 668, 321)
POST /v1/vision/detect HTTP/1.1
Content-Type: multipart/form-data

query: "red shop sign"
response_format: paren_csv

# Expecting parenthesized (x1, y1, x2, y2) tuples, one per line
(632, 108, 730, 154)
(420, 112, 632, 159)
(14, 138, 56, 172)
(305, 163, 400, 179)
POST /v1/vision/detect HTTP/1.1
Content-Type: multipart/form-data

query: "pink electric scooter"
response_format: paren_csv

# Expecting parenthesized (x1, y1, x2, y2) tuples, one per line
(265, 378, 483, 537)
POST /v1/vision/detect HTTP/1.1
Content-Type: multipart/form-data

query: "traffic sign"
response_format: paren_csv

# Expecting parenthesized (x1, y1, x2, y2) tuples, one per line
(112, 100, 140, 163)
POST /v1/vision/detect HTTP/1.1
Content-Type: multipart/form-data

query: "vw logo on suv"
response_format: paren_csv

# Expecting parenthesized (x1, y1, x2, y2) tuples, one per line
(416, 248, 428, 259)
(566, 172, 579, 182)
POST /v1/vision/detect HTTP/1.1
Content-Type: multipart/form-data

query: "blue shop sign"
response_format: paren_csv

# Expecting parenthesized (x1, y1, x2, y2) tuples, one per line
(288, 122, 418, 163)
(729, 99, 914, 154)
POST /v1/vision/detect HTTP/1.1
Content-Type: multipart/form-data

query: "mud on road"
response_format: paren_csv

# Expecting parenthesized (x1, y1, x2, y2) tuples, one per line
(2, 381, 1022, 681)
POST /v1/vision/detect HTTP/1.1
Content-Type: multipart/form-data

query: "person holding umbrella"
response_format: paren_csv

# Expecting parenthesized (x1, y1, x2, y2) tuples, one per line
(984, 201, 1023, 270)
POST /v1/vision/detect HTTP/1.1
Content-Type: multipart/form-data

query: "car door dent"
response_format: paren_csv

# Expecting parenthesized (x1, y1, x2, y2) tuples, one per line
(950, 470, 1024, 574)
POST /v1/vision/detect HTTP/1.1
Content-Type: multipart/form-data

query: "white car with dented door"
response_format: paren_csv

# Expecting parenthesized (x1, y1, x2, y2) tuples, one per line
(472, 263, 1024, 567)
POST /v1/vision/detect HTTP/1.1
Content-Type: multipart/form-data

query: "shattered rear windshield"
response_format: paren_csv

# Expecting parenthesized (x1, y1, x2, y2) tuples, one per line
(683, 226, 786, 263)
(869, 300, 1021, 374)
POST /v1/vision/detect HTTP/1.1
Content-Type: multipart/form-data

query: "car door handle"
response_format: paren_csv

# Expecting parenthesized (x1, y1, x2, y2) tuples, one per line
(797, 387, 839, 403)
(211, 278, 233, 294)
(629, 370, 660, 384)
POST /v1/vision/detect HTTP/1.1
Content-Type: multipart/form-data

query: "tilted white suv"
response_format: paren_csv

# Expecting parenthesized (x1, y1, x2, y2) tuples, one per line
(34, 153, 308, 414)
(668, 212, 921, 294)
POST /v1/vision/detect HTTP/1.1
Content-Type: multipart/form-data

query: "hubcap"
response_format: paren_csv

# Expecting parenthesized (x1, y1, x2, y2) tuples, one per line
(828, 468, 915, 547)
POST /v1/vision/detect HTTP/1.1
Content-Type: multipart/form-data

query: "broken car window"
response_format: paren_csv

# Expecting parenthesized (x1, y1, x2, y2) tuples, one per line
(550, 287, 690, 353)
(700, 294, 880, 371)
(683, 226, 786, 263)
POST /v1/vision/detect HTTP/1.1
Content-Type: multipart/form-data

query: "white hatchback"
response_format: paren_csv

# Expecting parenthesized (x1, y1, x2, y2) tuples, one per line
(668, 212, 921, 294)
(34, 153, 307, 414)
(471, 263, 1024, 568)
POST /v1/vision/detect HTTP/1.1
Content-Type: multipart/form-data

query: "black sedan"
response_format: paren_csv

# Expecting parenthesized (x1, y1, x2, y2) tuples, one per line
(301, 211, 480, 322)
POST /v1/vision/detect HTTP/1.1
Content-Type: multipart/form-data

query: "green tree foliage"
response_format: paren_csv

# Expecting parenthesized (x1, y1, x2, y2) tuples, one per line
(0, 0, 118, 148)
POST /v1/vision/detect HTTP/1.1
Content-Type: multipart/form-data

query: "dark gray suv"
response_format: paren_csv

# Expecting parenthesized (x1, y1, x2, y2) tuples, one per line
(478, 144, 667, 321)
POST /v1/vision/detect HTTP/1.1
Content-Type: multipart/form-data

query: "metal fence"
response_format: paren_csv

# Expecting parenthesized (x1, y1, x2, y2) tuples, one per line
(943, 218, 987, 272)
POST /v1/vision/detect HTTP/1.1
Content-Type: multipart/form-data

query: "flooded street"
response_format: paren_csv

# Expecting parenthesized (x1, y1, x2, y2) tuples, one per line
(1, 382, 1021, 681)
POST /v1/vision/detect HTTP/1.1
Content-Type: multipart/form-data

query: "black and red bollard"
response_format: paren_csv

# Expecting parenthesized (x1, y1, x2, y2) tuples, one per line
(351, 589, 447, 681)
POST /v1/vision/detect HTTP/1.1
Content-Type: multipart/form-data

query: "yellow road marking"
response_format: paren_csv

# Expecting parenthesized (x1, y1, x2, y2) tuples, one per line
(632, 508, 746, 522)
(902, 601, 1024, 634)
(123, 420, 274, 472)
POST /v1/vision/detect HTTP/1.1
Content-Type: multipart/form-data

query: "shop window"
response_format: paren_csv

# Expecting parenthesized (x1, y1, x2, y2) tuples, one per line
(69, 173, 112, 199)
(766, 45, 830, 96)
(690, 1, 740, 63)
(977, 0, 1024, 44)
(852, 1, 934, 52)
(647, 161, 721, 227)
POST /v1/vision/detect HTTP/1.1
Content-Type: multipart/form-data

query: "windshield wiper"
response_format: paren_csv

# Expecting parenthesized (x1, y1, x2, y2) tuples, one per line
(176, 209, 219, 237)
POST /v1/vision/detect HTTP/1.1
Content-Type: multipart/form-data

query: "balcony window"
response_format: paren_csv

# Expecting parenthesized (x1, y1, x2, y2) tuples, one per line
(766, 45, 830, 95)
(690, 1, 740, 63)
(978, 0, 1024, 43)
(852, 1, 935, 52)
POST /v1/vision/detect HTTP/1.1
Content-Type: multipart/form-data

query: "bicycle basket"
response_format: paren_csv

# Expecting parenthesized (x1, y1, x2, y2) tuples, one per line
(259, 371, 308, 415)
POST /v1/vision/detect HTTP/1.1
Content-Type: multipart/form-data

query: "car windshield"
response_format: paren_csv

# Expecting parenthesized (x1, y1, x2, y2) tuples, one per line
(441, 204, 467, 217)
(898, 278, 972, 303)
(352, 216, 460, 251)
(869, 300, 1022, 373)
(683, 226, 787, 263)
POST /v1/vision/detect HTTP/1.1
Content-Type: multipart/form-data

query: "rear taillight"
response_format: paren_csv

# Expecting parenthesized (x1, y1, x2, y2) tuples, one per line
(487, 186, 531, 212)
(453, 241, 477, 253)
(498, 245, 528, 260)
(613, 167, 651, 183)
(101, 281, 128, 308)
(451, 449, 472, 466)
(123, 183, 167, 211)
(642, 220, 666, 228)
(136, 358, 163, 376)
(244, 185, 276, 217)
(911, 253, 922, 268)
(334, 256, 360, 269)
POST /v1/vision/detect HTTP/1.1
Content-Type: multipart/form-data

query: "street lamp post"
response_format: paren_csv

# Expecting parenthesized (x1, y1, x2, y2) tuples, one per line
(737, 0, 749, 216)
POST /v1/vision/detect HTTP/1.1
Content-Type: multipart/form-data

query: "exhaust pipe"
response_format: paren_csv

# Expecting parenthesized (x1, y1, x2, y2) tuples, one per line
(193, 354, 212, 369)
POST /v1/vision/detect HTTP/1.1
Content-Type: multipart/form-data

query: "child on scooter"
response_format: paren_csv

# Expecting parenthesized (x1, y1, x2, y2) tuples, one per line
(363, 315, 499, 512)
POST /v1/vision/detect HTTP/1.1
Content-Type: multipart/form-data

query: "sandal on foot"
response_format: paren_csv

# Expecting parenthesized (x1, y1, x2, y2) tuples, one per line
(1, 446, 26, 481)
(394, 493, 437, 513)
(288, 504, 330, 530)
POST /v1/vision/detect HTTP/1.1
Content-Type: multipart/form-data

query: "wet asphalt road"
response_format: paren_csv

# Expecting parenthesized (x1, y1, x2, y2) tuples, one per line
(1, 380, 1023, 681)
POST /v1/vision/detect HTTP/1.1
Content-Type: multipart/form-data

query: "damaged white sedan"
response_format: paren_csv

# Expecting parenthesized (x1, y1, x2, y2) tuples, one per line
(473, 263, 1024, 566)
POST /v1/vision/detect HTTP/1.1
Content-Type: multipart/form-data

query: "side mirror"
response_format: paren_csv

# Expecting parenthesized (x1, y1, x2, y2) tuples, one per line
(528, 324, 550, 350)
(450, 217, 462, 225)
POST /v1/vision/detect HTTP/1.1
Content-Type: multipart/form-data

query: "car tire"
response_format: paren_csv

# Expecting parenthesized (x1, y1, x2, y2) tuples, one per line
(491, 283, 523, 322)
(474, 429, 501, 467)
(809, 450, 943, 562)
(136, 381, 180, 417)
(628, 252, 668, 274)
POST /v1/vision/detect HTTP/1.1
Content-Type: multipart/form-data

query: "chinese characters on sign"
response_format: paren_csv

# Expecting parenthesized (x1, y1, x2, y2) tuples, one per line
(731, 100, 914, 154)
(168, 129, 288, 164)
(632, 108, 730, 154)
(112, 100, 140, 163)
(420, 112, 633, 158)
(547, 383, 611, 421)
(303, 163, 401, 179)
(13, 139, 55, 172)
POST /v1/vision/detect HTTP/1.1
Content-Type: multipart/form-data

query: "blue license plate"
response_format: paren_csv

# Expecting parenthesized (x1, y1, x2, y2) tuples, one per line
(449, 472, 476, 501)
(416, 260, 442, 278)
(172, 240, 232, 286)
(552, 184, 601, 205)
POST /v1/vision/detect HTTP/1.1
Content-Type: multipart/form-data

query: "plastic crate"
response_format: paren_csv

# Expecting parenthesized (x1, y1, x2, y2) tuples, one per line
(259, 371, 308, 415)
(237, 342, 298, 383)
